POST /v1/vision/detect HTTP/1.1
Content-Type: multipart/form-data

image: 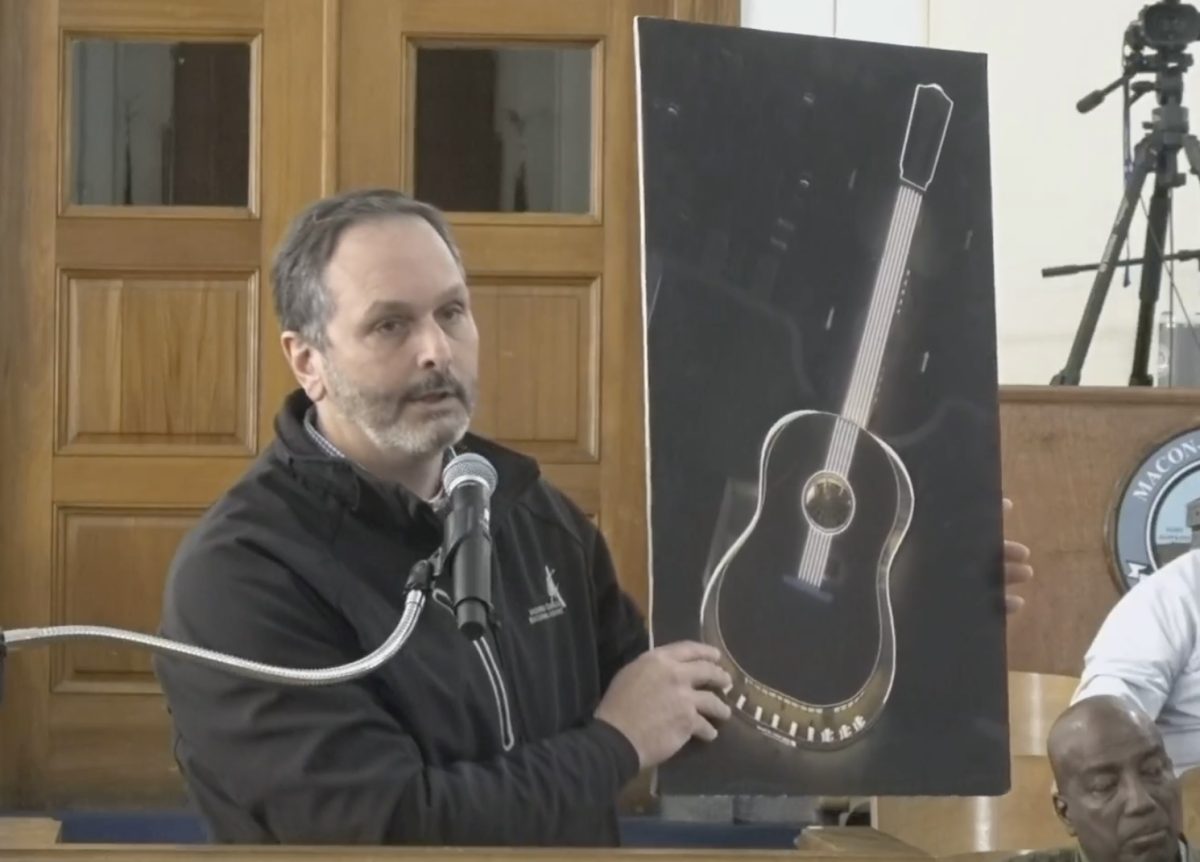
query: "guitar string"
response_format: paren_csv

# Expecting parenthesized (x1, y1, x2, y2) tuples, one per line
(830, 188, 916, 467)
(798, 184, 923, 586)
(829, 189, 920, 472)
(842, 186, 923, 432)
(812, 187, 921, 584)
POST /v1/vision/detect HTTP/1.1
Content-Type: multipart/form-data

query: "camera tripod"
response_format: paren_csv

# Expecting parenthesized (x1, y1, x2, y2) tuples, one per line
(1051, 42, 1200, 386)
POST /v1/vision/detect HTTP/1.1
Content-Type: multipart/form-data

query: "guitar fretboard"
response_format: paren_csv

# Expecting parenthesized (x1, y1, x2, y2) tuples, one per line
(827, 183, 923, 478)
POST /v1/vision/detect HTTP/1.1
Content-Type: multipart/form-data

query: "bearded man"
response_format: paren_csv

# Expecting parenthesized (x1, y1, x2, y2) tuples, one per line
(153, 188, 1034, 848)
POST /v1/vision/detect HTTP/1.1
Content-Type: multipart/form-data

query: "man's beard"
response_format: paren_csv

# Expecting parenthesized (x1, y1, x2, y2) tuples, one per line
(322, 358, 475, 459)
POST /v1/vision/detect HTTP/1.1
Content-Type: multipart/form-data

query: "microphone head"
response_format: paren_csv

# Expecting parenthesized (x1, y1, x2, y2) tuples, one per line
(443, 452, 498, 498)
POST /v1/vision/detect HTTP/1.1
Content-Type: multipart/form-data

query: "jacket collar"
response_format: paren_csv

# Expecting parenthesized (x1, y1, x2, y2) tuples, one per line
(270, 388, 540, 531)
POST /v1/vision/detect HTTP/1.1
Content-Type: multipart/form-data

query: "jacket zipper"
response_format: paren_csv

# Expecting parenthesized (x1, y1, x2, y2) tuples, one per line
(473, 638, 516, 751)
(431, 586, 515, 750)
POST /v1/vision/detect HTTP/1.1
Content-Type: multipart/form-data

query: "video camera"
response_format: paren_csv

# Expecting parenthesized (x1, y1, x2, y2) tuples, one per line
(1127, 0, 1200, 54)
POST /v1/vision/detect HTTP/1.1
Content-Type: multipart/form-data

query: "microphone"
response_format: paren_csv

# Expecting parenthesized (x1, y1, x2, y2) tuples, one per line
(441, 453, 498, 640)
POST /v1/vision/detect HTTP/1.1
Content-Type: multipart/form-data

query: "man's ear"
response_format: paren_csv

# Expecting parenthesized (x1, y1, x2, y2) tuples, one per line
(1053, 790, 1075, 836)
(281, 330, 327, 402)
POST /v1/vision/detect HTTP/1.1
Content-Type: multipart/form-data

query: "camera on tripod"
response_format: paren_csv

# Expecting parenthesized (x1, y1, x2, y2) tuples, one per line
(1129, 0, 1200, 53)
(1047, 0, 1200, 386)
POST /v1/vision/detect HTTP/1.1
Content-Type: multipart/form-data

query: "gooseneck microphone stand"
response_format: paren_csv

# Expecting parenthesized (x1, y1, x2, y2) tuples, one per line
(1049, 21, 1200, 386)
(0, 550, 440, 704)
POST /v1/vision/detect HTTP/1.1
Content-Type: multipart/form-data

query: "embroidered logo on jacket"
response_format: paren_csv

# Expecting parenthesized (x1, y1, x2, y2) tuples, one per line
(528, 565, 567, 624)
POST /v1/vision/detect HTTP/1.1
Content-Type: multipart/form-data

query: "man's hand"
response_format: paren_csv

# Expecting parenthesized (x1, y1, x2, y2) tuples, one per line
(594, 640, 733, 770)
(1003, 497, 1034, 614)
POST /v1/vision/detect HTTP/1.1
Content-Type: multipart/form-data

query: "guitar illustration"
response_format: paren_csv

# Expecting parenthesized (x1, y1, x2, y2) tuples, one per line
(697, 83, 954, 750)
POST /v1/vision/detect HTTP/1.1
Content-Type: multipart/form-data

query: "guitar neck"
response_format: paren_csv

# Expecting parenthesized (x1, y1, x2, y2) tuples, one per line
(838, 184, 924, 428)
(837, 83, 954, 431)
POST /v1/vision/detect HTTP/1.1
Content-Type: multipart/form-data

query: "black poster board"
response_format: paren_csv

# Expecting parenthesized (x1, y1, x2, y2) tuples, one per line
(635, 17, 1010, 796)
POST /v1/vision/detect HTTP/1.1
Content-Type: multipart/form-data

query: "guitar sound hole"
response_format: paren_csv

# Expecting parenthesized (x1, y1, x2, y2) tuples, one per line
(802, 472, 854, 533)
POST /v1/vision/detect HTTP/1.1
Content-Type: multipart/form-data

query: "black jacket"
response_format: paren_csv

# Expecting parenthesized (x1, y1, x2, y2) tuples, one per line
(154, 389, 649, 846)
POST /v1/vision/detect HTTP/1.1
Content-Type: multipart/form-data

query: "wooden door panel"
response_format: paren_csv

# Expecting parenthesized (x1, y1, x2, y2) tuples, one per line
(47, 696, 179, 807)
(52, 506, 203, 691)
(58, 272, 258, 454)
(470, 277, 600, 462)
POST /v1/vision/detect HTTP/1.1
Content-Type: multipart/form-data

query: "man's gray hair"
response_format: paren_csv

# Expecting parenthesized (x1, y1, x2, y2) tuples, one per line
(271, 188, 463, 348)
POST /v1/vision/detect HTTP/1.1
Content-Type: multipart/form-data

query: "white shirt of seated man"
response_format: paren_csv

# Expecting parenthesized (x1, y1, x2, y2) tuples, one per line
(1074, 549, 1200, 775)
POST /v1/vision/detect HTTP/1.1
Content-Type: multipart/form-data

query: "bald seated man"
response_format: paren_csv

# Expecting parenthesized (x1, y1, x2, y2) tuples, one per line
(1029, 695, 1195, 862)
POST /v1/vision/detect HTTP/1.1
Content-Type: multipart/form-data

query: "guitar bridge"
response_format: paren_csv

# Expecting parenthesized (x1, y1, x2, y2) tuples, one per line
(781, 573, 834, 604)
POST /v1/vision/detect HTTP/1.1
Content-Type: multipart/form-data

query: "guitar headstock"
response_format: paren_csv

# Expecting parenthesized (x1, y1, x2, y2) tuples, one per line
(899, 83, 954, 192)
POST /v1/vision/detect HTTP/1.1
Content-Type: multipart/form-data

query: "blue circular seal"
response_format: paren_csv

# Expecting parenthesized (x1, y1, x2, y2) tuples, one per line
(1110, 426, 1200, 592)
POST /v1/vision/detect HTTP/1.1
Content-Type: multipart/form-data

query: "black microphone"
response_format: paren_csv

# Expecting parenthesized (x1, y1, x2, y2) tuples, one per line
(441, 453, 498, 640)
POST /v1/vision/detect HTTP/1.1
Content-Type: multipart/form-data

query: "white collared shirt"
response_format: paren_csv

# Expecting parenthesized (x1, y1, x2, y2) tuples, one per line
(1074, 549, 1200, 774)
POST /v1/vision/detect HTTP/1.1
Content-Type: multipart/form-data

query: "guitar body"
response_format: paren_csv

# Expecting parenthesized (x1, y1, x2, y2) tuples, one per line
(699, 410, 913, 749)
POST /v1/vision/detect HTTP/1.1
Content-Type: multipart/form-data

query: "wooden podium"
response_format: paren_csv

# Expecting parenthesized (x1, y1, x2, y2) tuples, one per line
(998, 385, 1200, 675)
(0, 819, 941, 862)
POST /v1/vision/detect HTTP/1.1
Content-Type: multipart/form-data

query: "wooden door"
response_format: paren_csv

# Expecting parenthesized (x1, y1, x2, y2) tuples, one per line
(0, 0, 327, 808)
(0, 0, 738, 810)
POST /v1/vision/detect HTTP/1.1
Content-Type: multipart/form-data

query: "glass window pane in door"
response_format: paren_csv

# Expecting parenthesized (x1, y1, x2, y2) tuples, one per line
(69, 39, 252, 207)
(414, 45, 593, 214)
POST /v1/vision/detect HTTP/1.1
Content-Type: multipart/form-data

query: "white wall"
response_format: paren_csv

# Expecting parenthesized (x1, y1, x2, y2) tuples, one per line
(742, 0, 1200, 386)
(740, 2, 928, 47)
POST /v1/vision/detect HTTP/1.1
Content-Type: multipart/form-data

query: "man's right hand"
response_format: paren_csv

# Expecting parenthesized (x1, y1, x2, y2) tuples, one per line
(594, 640, 733, 769)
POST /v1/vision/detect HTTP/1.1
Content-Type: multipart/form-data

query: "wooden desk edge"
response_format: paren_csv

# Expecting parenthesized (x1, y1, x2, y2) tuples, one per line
(0, 852, 928, 862)
(0, 838, 934, 862)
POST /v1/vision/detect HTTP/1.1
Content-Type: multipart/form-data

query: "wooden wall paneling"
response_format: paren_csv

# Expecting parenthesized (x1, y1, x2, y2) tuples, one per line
(0, 0, 58, 809)
(999, 385, 1200, 676)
